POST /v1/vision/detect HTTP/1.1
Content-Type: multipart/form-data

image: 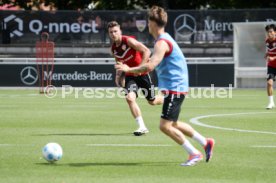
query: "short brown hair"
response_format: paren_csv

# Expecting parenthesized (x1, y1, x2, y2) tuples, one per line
(148, 6, 167, 27)
(107, 21, 120, 29)
(265, 24, 276, 32)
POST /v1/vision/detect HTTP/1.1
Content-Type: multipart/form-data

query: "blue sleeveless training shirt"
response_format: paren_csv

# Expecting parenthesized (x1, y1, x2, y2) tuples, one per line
(155, 33, 189, 93)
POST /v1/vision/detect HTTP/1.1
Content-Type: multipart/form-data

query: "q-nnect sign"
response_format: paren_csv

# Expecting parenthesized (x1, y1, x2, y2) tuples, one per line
(29, 20, 99, 35)
(3, 14, 99, 37)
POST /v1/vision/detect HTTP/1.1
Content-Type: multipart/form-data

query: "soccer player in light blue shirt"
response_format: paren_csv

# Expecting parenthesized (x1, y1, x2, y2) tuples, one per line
(115, 6, 215, 166)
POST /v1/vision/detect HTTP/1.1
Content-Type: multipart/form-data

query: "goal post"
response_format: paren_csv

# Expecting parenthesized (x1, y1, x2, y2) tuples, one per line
(233, 22, 274, 88)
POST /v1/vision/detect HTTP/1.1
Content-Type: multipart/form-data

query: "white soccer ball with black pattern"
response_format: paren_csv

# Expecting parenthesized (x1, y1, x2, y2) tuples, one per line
(42, 142, 63, 163)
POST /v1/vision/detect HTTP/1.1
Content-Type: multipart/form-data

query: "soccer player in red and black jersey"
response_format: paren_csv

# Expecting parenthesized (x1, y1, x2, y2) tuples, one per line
(107, 21, 163, 136)
(265, 24, 276, 109)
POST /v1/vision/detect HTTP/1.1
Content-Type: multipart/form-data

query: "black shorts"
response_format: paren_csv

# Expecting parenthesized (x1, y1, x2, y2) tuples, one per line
(161, 94, 185, 122)
(267, 66, 276, 81)
(124, 74, 155, 101)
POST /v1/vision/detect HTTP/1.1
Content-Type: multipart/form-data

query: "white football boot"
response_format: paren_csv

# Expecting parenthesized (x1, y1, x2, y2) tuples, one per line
(133, 128, 149, 136)
(266, 103, 275, 110)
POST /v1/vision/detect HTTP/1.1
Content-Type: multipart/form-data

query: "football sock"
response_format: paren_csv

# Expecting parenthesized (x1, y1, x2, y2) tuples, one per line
(192, 131, 207, 146)
(182, 139, 200, 155)
(135, 116, 146, 129)
(269, 96, 274, 104)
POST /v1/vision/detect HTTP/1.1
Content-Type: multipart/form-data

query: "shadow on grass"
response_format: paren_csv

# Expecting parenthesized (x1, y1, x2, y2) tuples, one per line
(36, 162, 177, 167)
(70, 162, 178, 167)
(32, 133, 131, 136)
(36, 162, 63, 166)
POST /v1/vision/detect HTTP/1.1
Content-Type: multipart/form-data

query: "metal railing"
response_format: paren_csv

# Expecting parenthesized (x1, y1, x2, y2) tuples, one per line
(0, 57, 234, 65)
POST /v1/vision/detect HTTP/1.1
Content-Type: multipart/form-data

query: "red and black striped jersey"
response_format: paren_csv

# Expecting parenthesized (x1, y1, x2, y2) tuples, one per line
(112, 35, 146, 76)
(266, 37, 276, 68)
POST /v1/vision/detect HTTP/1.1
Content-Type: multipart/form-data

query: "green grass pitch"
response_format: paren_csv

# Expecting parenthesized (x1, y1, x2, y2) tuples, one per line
(0, 89, 275, 183)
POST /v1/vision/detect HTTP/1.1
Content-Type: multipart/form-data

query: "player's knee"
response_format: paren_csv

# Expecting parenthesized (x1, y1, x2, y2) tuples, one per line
(267, 80, 273, 87)
(126, 94, 136, 103)
(159, 124, 166, 133)
(172, 122, 178, 128)
(159, 123, 170, 133)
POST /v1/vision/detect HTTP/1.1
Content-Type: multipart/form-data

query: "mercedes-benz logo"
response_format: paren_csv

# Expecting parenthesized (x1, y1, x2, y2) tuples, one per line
(174, 14, 196, 38)
(20, 66, 38, 85)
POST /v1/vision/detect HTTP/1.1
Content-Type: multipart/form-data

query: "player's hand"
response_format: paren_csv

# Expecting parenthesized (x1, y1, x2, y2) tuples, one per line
(115, 62, 130, 72)
(267, 56, 275, 62)
(133, 73, 141, 77)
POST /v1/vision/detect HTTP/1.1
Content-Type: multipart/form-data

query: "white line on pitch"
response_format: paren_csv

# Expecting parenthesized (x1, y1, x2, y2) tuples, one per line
(0, 144, 34, 147)
(251, 145, 276, 148)
(0, 94, 39, 97)
(86, 144, 173, 147)
(0, 144, 14, 147)
(190, 112, 276, 135)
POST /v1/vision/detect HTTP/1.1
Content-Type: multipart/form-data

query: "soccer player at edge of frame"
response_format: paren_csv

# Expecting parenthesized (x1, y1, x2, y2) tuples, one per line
(115, 6, 215, 166)
(265, 24, 276, 109)
(107, 21, 164, 136)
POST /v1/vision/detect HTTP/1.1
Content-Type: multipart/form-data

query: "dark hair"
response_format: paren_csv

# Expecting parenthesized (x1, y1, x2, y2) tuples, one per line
(148, 6, 167, 27)
(265, 24, 276, 31)
(107, 21, 120, 29)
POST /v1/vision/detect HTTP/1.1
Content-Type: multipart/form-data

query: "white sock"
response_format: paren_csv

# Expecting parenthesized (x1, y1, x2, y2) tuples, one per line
(269, 96, 274, 104)
(192, 131, 207, 146)
(135, 116, 146, 129)
(182, 140, 200, 155)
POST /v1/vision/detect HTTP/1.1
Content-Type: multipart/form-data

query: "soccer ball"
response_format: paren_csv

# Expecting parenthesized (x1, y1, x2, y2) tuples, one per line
(42, 142, 63, 163)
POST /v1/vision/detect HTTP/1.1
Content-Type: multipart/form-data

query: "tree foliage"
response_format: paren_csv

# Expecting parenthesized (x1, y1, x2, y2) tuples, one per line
(1, 0, 276, 10)
(93, 0, 276, 10)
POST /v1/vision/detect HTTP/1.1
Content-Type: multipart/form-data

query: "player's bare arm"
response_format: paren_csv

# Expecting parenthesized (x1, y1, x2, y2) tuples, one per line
(127, 37, 151, 64)
(264, 52, 268, 59)
(111, 47, 125, 87)
(115, 70, 124, 87)
(115, 40, 169, 74)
